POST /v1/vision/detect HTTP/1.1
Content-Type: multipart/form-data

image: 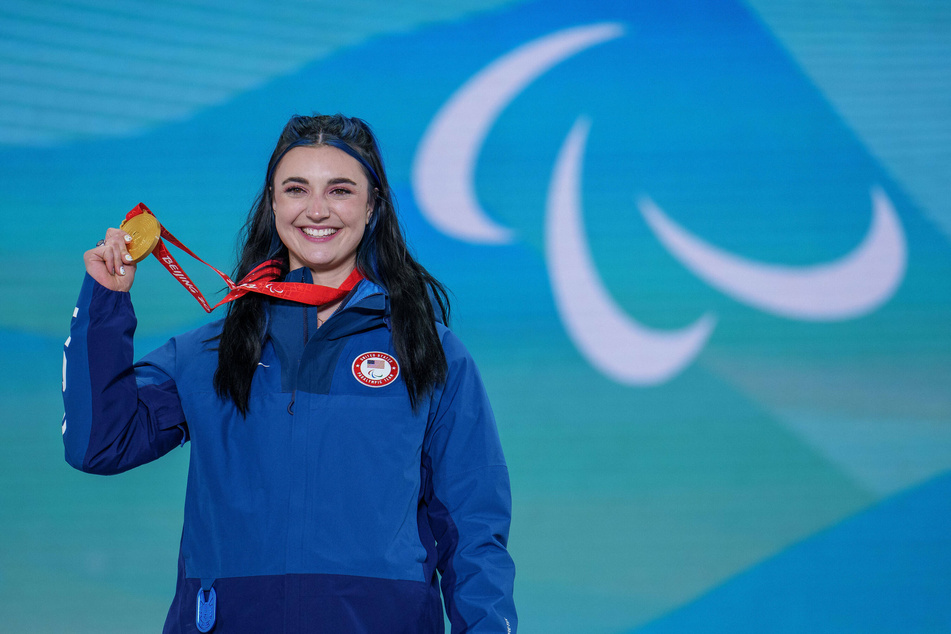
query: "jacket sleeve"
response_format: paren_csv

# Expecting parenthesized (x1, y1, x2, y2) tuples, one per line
(423, 330, 517, 633)
(62, 274, 188, 475)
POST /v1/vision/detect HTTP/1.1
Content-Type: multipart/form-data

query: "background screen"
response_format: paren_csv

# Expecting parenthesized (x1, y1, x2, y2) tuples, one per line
(2, 1, 949, 632)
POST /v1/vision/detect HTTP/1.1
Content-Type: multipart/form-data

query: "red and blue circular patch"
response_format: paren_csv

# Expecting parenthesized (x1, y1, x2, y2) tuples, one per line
(352, 351, 399, 387)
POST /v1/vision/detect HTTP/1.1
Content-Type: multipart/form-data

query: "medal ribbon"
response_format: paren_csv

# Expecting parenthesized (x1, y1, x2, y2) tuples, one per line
(125, 203, 364, 312)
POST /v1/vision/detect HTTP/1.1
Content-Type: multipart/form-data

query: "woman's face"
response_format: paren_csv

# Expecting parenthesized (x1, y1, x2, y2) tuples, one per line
(271, 145, 373, 286)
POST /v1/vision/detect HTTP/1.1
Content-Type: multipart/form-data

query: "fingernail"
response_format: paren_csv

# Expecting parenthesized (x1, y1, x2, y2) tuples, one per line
(119, 266, 126, 275)
(124, 254, 133, 262)
(124, 235, 132, 242)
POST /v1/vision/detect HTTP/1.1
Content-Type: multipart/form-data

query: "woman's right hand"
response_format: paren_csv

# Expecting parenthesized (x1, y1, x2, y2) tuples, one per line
(84, 227, 137, 292)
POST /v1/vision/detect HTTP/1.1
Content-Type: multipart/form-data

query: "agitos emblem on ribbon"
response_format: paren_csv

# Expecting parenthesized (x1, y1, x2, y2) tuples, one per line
(119, 203, 363, 312)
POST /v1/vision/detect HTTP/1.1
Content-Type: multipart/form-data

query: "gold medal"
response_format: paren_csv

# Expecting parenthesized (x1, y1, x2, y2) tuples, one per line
(120, 212, 162, 263)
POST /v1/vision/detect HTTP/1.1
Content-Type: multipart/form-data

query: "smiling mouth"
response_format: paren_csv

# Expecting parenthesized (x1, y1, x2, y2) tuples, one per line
(301, 227, 338, 238)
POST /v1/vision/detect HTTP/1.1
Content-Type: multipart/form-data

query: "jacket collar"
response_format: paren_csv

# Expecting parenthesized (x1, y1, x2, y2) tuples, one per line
(267, 268, 389, 342)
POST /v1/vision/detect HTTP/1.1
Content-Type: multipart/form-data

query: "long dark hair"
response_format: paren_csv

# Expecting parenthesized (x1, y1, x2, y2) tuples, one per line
(214, 114, 450, 415)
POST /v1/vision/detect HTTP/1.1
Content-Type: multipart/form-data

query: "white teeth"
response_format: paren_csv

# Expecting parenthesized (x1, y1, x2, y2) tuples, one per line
(302, 227, 337, 237)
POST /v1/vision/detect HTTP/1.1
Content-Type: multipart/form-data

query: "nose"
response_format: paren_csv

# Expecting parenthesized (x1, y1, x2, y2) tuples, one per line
(305, 196, 330, 221)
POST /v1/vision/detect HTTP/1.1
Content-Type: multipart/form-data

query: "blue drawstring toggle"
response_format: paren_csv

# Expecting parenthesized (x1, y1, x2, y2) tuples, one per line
(196, 587, 216, 632)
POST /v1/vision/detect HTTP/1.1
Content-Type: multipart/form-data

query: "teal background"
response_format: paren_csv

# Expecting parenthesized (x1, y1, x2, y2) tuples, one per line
(1, 1, 950, 632)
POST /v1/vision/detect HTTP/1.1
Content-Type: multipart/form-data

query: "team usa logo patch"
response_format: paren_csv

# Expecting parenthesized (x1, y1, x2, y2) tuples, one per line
(352, 352, 399, 388)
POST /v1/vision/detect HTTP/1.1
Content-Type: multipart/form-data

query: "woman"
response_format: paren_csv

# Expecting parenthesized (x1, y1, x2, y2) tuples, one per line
(63, 114, 517, 633)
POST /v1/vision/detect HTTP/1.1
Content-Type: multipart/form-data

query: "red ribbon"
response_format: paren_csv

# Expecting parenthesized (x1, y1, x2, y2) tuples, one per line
(125, 203, 364, 313)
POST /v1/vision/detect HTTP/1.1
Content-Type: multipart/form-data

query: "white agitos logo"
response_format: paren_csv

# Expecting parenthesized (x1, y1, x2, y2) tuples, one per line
(413, 23, 907, 385)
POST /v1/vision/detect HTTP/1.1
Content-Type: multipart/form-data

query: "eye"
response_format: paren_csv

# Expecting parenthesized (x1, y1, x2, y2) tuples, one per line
(283, 185, 306, 195)
(329, 186, 354, 197)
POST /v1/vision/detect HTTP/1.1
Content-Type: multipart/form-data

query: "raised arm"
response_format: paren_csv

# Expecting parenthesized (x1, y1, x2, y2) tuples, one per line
(63, 230, 187, 474)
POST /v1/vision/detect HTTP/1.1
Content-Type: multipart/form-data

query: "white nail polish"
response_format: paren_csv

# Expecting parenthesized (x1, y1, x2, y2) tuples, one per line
(125, 254, 133, 262)
(124, 235, 132, 242)
(119, 266, 126, 275)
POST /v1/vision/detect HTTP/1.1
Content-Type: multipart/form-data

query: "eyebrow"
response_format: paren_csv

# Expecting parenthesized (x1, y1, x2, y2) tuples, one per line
(280, 176, 359, 186)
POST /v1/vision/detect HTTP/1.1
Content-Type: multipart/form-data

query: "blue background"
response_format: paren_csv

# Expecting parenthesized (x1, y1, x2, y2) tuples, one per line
(1, 1, 950, 631)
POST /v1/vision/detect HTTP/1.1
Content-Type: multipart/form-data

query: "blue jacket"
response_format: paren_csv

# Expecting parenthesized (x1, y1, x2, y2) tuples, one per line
(62, 270, 517, 633)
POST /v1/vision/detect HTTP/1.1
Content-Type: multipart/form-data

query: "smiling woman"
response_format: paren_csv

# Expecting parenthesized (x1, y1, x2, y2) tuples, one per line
(63, 114, 517, 633)
(272, 145, 374, 288)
